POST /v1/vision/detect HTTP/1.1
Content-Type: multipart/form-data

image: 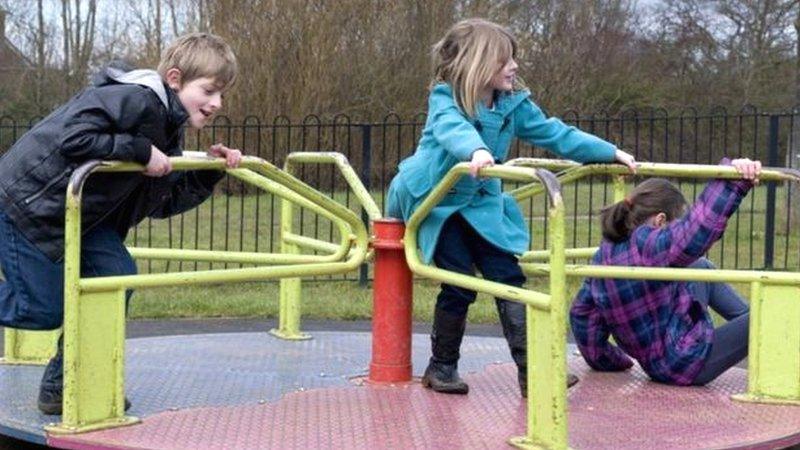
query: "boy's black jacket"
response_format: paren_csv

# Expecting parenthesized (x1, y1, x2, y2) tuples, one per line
(0, 67, 223, 262)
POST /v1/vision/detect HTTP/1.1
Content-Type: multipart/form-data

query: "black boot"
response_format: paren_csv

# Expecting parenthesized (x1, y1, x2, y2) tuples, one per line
(496, 300, 528, 397)
(37, 335, 64, 415)
(421, 307, 469, 395)
(37, 335, 131, 415)
(496, 300, 580, 398)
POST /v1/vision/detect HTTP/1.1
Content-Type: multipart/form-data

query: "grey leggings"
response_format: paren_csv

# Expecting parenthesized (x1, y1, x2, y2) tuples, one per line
(689, 258, 750, 385)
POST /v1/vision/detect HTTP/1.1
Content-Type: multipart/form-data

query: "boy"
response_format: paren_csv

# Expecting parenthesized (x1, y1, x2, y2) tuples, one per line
(0, 32, 241, 414)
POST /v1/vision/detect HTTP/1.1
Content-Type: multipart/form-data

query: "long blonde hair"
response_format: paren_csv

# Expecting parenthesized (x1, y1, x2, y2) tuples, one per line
(432, 18, 524, 117)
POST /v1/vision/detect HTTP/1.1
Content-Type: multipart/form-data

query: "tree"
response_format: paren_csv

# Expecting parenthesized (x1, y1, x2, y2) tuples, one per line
(61, 0, 97, 93)
(0, 0, 799, 120)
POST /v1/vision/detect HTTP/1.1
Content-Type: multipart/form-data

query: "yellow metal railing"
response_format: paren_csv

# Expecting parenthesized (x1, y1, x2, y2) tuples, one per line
(1, 152, 384, 363)
(406, 160, 800, 449)
(272, 152, 381, 340)
(3, 151, 798, 446)
(34, 154, 369, 434)
(403, 162, 570, 449)
(521, 161, 800, 448)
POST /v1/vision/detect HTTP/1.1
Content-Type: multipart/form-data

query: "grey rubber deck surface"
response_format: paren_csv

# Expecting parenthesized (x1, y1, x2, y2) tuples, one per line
(0, 329, 528, 447)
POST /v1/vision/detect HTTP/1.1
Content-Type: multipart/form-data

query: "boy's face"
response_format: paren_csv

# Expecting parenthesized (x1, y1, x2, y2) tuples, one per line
(173, 76, 224, 129)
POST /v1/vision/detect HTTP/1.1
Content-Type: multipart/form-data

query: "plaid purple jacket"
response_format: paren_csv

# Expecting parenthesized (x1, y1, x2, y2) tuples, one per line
(569, 175, 752, 385)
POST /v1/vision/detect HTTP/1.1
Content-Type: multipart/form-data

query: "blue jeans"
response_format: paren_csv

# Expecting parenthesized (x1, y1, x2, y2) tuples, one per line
(0, 209, 136, 330)
(689, 258, 750, 385)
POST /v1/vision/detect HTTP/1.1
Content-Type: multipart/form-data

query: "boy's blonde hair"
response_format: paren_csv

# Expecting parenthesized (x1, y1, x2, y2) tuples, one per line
(432, 18, 524, 117)
(158, 32, 238, 90)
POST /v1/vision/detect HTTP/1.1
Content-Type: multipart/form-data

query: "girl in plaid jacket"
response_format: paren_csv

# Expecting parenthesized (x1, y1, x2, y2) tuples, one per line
(570, 158, 760, 385)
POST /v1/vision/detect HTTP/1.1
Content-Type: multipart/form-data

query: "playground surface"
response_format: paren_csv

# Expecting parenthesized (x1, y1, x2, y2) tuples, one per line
(3, 158, 800, 449)
(1, 322, 799, 450)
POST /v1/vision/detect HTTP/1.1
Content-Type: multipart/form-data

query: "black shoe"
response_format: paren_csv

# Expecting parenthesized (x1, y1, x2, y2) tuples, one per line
(519, 372, 580, 398)
(567, 372, 580, 388)
(421, 360, 469, 394)
(38, 384, 132, 415)
(38, 336, 64, 415)
(37, 383, 63, 415)
(37, 333, 132, 415)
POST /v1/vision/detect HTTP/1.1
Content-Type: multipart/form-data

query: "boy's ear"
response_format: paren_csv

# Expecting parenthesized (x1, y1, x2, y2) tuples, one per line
(165, 68, 182, 90)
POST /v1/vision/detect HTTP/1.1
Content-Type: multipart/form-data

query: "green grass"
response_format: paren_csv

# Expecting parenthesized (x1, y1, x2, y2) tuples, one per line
(128, 270, 745, 326)
(124, 178, 796, 323)
(128, 276, 556, 324)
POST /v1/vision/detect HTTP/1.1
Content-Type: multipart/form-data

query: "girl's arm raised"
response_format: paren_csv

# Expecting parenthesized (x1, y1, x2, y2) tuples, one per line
(637, 159, 757, 267)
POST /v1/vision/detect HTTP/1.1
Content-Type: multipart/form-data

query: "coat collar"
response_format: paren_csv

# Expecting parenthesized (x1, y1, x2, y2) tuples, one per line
(165, 87, 189, 127)
(432, 82, 530, 119)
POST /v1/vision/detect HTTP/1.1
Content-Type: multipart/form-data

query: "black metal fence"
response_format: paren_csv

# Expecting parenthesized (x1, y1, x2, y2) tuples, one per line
(1, 106, 799, 277)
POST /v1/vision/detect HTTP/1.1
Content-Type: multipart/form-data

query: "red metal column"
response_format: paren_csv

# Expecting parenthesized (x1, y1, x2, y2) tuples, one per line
(369, 218, 413, 383)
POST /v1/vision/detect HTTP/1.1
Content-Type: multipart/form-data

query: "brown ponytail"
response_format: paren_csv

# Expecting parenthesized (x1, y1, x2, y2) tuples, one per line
(600, 178, 687, 243)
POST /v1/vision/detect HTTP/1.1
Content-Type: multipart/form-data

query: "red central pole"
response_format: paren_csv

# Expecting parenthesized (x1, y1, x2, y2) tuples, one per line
(369, 218, 413, 383)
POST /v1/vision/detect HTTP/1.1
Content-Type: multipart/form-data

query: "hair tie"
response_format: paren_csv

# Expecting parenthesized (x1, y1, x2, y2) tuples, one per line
(623, 197, 633, 208)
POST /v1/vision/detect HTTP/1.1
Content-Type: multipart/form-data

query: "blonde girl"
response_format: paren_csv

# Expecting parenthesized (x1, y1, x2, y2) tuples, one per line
(387, 18, 635, 396)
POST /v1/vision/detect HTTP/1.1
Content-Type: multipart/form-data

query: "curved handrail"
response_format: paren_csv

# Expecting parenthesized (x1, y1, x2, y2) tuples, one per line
(403, 162, 571, 448)
(65, 156, 369, 292)
(506, 157, 580, 172)
(506, 160, 800, 286)
(285, 152, 382, 220)
(403, 158, 800, 449)
(107, 154, 359, 265)
(229, 167, 353, 263)
(403, 163, 561, 310)
(283, 151, 381, 263)
(54, 154, 371, 433)
(508, 161, 800, 202)
(130, 164, 353, 265)
(508, 159, 800, 435)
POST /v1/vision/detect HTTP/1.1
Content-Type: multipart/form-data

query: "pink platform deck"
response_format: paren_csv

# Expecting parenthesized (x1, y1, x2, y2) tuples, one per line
(49, 357, 800, 450)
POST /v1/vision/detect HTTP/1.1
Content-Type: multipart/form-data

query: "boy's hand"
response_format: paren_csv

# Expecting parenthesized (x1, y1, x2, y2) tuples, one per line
(469, 148, 494, 178)
(731, 158, 761, 184)
(144, 146, 172, 177)
(208, 143, 242, 168)
(614, 148, 637, 173)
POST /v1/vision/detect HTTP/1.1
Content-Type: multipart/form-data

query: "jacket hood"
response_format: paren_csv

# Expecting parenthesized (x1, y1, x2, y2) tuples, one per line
(92, 63, 188, 126)
(92, 64, 169, 109)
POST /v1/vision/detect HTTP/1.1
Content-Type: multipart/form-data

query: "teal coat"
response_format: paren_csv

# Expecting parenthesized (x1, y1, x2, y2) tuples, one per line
(386, 83, 616, 263)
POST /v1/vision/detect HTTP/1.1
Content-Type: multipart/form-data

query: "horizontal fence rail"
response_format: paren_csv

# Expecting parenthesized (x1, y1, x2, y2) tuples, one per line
(1, 107, 799, 278)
